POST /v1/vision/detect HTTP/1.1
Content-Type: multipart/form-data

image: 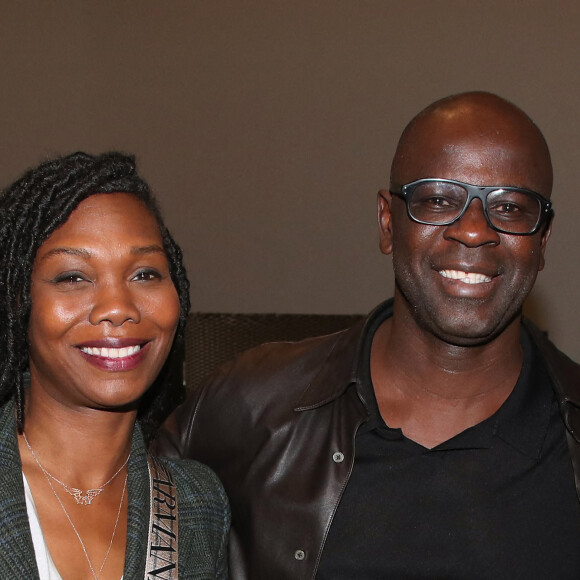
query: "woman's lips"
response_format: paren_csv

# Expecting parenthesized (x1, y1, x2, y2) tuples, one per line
(77, 342, 149, 371)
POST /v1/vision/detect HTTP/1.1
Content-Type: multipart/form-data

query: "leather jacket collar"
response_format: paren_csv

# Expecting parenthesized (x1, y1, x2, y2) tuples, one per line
(296, 298, 580, 499)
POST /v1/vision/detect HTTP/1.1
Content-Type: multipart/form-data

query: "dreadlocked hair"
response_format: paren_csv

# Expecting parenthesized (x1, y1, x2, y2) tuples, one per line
(0, 151, 190, 440)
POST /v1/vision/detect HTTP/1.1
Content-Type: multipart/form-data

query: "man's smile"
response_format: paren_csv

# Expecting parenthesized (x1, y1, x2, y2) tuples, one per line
(438, 269, 493, 284)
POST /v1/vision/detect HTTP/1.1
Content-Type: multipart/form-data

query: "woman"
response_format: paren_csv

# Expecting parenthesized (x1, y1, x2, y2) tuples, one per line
(0, 152, 229, 579)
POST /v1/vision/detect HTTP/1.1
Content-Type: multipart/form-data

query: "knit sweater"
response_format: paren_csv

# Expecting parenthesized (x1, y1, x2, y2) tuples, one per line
(0, 399, 229, 579)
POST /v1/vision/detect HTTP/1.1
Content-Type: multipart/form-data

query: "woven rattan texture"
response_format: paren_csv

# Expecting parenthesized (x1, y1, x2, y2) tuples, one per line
(183, 312, 364, 392)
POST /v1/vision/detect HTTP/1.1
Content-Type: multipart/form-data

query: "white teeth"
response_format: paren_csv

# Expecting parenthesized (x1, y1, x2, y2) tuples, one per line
(439, 269, 492, 284)
(80, 345, 141, 358)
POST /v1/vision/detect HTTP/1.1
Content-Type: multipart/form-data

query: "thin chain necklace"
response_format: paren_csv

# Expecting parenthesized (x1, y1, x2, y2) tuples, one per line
(23, 432, 128, 580)
(23, 432, 129, 505)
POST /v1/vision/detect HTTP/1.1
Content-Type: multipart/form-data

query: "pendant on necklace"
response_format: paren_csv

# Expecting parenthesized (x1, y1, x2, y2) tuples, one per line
(68, 487, 105, 505)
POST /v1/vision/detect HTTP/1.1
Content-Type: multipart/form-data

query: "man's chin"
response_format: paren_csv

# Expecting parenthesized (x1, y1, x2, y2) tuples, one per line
(394, 284, 524, 347)
(418, 309, 522, 348)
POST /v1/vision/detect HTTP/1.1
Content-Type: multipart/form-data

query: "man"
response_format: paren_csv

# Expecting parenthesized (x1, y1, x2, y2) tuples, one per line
(155, 92, 580, 578)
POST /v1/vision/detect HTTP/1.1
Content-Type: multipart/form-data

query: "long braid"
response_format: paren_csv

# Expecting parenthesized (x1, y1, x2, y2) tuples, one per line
(0, 152, 190, 436)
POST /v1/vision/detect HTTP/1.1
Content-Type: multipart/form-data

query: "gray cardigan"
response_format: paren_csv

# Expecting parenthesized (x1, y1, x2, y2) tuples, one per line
(0, 400, 229, 579)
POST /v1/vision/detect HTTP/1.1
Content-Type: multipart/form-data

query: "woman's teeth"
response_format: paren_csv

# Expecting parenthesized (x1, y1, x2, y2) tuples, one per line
(80, 345, 141, 358)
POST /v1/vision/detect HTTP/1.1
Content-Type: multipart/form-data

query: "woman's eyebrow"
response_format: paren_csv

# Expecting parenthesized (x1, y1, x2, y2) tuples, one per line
(38, 247, 91, 261)
(38, 245, 166, 261)
(131, 244, 166, 256)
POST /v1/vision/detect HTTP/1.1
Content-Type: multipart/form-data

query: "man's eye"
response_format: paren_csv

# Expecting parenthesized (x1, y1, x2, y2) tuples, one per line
(133, 269, 162, 282)
(419, 196, 458, 210)
(490, 202, 523, 215)
(428, 196, 451, 207)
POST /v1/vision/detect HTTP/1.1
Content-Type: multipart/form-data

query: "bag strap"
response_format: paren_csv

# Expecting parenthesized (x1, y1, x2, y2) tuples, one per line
(145, 455, 179, 579)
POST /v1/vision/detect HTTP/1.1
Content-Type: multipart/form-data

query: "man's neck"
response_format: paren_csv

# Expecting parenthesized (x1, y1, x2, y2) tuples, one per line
(370, 304, 524, 448)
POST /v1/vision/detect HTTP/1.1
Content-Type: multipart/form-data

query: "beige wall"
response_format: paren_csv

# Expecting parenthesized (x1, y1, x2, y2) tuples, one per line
(1, 1, 579, 359)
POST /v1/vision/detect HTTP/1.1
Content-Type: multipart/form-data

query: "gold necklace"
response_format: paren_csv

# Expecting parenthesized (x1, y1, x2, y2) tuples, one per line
(23, 432, 129, 505)
(47, 471, 127, 580)
(23, 432, 128, 580)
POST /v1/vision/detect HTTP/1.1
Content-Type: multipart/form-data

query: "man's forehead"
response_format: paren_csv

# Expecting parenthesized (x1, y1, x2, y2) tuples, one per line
(390, 92, 553, 196)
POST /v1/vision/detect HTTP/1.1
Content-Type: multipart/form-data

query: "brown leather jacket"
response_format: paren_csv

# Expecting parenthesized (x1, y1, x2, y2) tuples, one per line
(154, 300, 580, 580)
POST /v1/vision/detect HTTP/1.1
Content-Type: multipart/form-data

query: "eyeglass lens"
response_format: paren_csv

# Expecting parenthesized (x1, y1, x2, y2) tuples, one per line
(408, 181, 542, 234)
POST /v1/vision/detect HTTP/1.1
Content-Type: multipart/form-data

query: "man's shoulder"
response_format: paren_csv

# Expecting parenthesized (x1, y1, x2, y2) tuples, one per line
(524, 318, 580, 400)
(213, 329, 348, 388)
(524, 318, 580, 449)
(152, 321, 366, 460)
(187, 328, 355, 421)
(152, 305, 390, 460)
(188, 300, 391, 404)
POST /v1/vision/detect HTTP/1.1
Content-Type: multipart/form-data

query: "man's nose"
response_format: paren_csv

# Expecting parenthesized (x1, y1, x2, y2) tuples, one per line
(88, 282, 141, 326)
(443, 198, 501, 247)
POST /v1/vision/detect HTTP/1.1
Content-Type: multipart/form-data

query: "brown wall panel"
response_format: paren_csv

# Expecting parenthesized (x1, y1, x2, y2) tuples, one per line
(1, 0, 578, 358)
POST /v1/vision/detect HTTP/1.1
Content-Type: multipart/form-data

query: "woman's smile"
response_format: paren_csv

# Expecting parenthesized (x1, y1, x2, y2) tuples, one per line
(78, 341, 150, 372)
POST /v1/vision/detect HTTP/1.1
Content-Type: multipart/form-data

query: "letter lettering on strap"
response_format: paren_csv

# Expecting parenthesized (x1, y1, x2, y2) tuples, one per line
(145, 456, 178, 579)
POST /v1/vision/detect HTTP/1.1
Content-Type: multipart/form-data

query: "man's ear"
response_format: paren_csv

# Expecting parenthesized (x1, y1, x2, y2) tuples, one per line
(537, 213, 553, 272)
(378, 189, 394, 256)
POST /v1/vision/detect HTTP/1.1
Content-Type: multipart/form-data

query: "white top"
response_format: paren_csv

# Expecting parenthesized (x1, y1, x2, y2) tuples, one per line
(23, 472, 63, 580)
(23, 473, 125, 580)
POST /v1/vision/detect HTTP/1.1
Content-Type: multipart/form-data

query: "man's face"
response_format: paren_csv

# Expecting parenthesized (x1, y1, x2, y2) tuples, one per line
(380, 101, 552, 346)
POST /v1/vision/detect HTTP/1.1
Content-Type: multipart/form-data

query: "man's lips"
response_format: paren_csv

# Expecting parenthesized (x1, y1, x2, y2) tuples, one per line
(438, 269, 493, 285)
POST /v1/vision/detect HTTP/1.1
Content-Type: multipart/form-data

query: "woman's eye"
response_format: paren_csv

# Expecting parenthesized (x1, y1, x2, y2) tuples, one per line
(133, 269, 162, 282)
(52, 273, 86, 285)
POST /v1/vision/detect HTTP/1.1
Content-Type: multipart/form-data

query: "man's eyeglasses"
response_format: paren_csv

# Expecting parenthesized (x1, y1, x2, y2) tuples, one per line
(390, 178, 553, 235)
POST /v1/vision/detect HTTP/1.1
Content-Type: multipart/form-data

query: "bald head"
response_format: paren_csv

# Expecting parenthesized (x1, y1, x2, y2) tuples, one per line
(390, 92, 553, 198)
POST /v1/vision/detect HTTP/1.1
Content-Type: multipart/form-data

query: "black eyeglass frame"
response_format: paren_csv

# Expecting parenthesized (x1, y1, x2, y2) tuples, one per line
(390, 178, 553, 236)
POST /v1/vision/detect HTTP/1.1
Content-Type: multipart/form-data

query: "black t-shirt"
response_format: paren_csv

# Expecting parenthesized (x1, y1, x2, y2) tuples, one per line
(317, 316, 580, 579)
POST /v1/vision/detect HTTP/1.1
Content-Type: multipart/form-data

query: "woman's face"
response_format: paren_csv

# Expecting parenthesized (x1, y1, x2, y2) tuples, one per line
(28, 193, 180, 412)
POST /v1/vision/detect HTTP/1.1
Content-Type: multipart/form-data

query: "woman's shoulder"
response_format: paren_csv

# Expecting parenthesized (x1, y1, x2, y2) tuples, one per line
(157, 457, 229, 512)
(161, 457, 224, 489)
(152, 457, 230, 578)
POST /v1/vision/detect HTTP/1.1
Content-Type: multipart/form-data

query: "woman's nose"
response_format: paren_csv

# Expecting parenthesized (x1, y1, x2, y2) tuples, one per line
(88, 283, 141, 326)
